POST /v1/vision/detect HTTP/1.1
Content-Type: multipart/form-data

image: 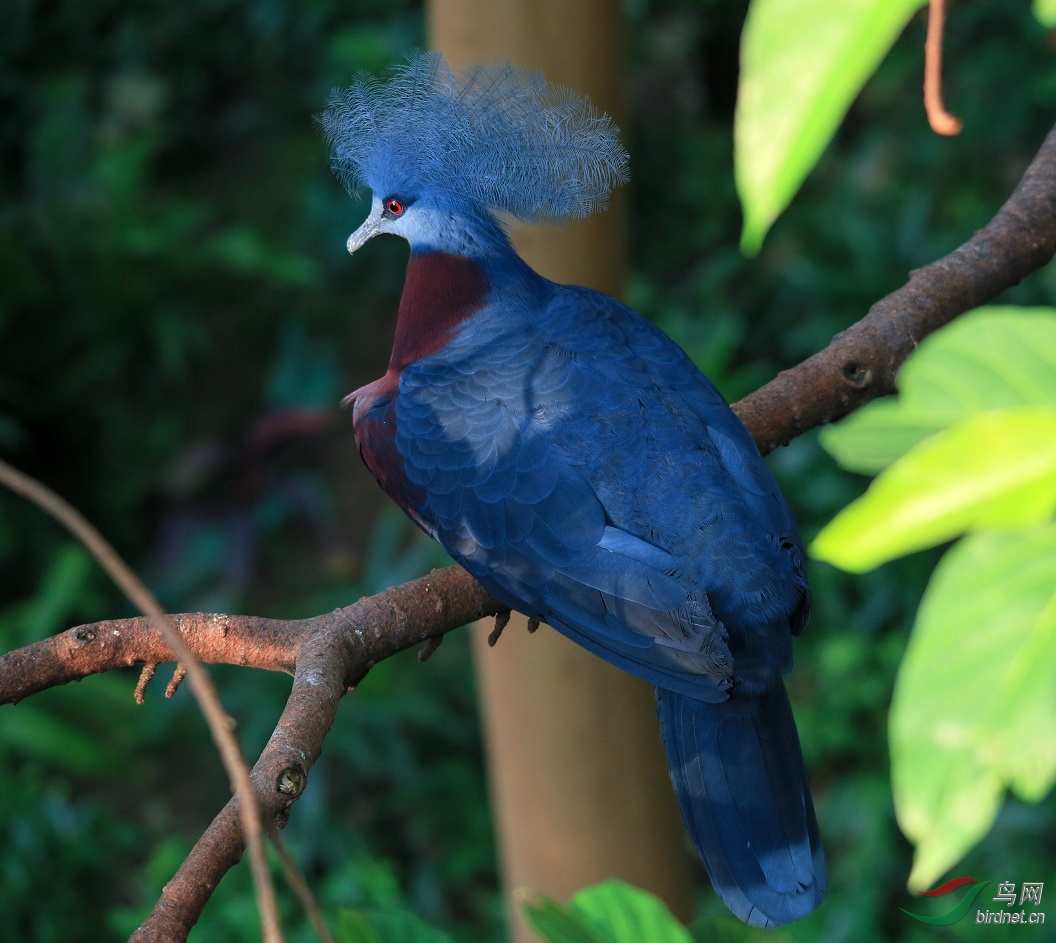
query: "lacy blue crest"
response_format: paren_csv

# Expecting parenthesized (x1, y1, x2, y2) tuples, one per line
(319, 51, 629, 221)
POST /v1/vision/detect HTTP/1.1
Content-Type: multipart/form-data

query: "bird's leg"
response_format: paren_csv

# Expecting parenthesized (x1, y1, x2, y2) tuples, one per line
(487, 610, 512, 647)
(526, 617, 540, 634)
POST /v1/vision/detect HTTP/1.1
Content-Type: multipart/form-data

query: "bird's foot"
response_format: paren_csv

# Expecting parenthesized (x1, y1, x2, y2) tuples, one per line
(487, 612, 541, 647)
(418, 635, 444, 662)
(487, 611, 511, 646)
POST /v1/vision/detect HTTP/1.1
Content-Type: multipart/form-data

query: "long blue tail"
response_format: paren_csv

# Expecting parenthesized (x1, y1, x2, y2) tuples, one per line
(656, 685, 826, 927)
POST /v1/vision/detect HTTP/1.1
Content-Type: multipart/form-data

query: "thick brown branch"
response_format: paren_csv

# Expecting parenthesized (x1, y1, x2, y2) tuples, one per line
(0, 613, 306, 704)
(132, 659, 346, 942)
(734, 122, 1056, 455)
(130, 567, 503, 939)
(0, 565, 502, 939)
(0, 457, 287, 942)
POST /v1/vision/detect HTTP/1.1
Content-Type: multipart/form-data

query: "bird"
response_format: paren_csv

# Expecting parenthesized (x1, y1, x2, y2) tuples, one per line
(320, 51, 826, 928)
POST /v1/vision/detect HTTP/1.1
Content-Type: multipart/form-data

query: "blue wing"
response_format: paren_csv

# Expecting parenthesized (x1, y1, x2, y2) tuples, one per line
(372, 279, 825, 925)
(392, 283, 809, 700)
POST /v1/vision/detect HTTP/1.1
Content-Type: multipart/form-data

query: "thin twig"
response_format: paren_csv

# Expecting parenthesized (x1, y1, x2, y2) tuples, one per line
(0, 457, 285, 943)
(135, 662, 158, 704)
(271, 836, 336, 943)
(166, 662, 188, 697)
(924, 0, 962, 135)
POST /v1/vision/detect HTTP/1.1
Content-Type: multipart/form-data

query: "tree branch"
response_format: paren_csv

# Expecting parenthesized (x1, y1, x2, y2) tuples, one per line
(735, 121, 1056, 455)
(3, 120, 1056, 941)
(0, 456, 285, 943)
(128, 567, 502, 940)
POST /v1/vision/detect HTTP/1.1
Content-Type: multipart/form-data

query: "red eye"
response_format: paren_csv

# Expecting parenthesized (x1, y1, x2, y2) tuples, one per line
(385, 199, 404, 216)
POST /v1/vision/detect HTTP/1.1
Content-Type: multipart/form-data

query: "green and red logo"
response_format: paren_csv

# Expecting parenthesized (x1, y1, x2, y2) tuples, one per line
(901, 876, 991, 925)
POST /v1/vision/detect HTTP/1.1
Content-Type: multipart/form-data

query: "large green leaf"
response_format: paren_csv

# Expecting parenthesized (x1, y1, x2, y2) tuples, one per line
(819, 308, 1056, 474)
(817, 310, 1056, 885)
(571, 880, 694, 943)
(522, 897, 607, 943)
(523, 881, 692, 943)
(812, 408, 1056, 572)
(898, 307, 1056, 418)
(817, 398, 946, 475)
(736, 0, 925, 254)
(1035, 0, 1056, 28)
(890, 526, 1056, 887)
(0, 704, 117, 775)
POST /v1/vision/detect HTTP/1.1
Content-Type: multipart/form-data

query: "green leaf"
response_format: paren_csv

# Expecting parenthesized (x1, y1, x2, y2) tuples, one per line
(812, 408, 1056, 572)
(522, 896, 607, 943)
(898, 307, 1056, 419)
(0, 704, 116, 775)
(523, 882, 693, 943)
(889, 526, 1056, 887)
(736, 0, 926, 254)
(817, 398, 946, 475)
(1035, 0, 1056, 28)
(23, 542, 94, 635)
(570, 880, 694, 943)
(820, 308, 1056, 473)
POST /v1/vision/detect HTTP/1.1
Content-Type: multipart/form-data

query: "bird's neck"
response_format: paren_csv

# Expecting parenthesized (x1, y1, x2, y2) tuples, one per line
(388, 251, 491, 372)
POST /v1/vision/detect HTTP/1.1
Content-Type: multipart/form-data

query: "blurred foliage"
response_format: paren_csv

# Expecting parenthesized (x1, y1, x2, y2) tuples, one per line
(1037, 0, 1056, 29)
(1, 0, 1056, 940)
(335, 907, 456, 943)
(814, 309, 1056, 888)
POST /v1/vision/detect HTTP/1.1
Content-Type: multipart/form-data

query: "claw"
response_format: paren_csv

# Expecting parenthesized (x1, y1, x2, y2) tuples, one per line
(488, 611, 511, 646)
(418, 635, 444, 662)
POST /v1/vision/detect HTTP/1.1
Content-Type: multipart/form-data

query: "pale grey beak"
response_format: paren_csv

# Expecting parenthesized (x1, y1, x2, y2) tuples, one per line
(347, 198, 383, 254)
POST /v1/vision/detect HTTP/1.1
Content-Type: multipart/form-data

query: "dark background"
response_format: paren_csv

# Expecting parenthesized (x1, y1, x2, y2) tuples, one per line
(2, 1, 1055, 939)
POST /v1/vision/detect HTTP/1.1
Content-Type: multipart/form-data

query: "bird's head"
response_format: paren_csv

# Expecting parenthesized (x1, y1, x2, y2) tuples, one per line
(343, 191, 507, 257)
(319, 52, 629, 257)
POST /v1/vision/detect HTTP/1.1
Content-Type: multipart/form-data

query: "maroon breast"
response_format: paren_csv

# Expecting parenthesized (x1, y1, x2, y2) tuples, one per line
(347, 251, 489, 517)
(347, 370, 401, 491)
(388, 252, 489, 371)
